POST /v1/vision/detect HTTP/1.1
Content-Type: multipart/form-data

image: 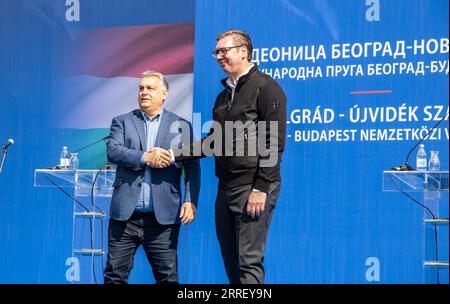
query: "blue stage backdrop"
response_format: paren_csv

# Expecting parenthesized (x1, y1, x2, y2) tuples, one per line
(0, 0, 448, 283)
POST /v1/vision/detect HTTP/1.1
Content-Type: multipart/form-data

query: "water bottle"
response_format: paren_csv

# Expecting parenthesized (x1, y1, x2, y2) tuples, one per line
(429, 151, 440, 171)
(69, 153, 79, 170)
(60, 146, 70, 170)
(416, 144, 427, 171)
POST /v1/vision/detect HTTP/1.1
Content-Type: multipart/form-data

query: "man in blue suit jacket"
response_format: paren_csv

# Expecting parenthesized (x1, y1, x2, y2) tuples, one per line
(103, 71, 200, 284)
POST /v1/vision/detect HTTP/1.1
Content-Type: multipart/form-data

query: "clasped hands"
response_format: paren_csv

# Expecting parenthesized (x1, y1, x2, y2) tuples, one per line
(144, 147, 172, 168)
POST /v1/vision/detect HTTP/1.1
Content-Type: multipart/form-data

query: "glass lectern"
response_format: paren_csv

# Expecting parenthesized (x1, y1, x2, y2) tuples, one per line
(383, 170, 449, 283)
(34, 169, 115, 284)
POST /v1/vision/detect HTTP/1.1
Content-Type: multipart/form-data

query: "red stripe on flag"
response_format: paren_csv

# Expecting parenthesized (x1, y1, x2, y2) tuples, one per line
(62, 23, 194, 77)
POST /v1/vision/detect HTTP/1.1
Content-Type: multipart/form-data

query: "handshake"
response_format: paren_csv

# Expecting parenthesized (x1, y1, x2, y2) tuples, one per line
(144, 147, 173, 168)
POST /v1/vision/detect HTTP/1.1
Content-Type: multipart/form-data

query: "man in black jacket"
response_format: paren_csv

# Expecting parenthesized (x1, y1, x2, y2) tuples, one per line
(158, 30, 286, 283)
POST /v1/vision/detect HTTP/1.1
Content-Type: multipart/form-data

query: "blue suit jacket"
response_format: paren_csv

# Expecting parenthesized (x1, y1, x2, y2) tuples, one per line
(107, 109, 200, 224)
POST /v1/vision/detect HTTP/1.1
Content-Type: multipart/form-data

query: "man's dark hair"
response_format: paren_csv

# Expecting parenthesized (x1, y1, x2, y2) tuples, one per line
(216, 30, 253, 61)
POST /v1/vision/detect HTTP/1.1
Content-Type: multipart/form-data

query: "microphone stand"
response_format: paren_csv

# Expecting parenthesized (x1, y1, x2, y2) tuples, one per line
(72, 136, 109, 154)
(392, 111, 449, 171)
(0, 146, 10, 174)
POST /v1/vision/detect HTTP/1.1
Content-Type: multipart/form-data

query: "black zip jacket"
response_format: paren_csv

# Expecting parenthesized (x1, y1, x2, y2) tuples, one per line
(175, 64, 286, 194)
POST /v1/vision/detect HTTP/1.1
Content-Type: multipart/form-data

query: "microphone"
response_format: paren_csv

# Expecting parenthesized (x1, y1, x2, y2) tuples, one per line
(0, 138, 14, 173)
(392, 111, 449, 171)
(102, 162, 113, 169)
(2, 138, 14, 150)
(72, 135, 108, 153)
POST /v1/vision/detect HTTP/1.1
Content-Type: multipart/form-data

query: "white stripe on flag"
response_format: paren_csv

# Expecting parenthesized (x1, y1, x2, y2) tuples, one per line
(55, 74, 193, 129)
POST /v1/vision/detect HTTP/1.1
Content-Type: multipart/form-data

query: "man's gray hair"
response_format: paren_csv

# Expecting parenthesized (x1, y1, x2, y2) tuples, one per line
(141, 71, 169, 91)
